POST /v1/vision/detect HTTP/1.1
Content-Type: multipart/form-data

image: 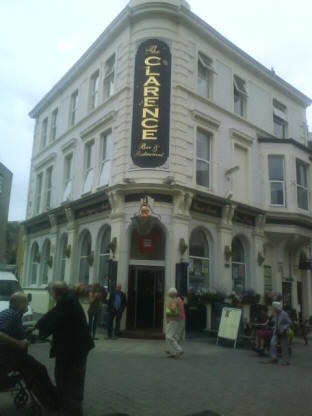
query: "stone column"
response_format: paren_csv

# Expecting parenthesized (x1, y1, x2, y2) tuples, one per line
(217, 204, 235, 295)
(65, 208, 77, 285)
(252, 214, 266, 295)
(48, 214, 58, 283)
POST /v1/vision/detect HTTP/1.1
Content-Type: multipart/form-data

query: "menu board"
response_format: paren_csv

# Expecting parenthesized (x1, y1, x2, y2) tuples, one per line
(217, 307, 242, 348)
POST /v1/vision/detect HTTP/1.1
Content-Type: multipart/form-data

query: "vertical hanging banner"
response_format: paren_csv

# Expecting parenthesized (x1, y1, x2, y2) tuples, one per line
(131, 39, 171, 167)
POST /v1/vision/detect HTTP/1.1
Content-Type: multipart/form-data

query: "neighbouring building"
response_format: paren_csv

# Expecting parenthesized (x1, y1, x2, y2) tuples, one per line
(22, 0, 312, 332)
(0, 162, 13, 265)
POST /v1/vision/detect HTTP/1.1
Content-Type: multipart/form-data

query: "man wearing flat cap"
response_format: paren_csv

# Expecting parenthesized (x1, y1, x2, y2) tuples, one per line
(269, 301, 292, 365)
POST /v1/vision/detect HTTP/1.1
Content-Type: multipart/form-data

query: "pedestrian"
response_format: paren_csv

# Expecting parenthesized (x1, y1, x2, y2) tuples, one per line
(0, 292, 60, 411)
(87, 283, 102, 340)
(35, 281, 94, 416)
(268, 301, 292, 365)
(106, 283, 127, 339)
(165, 288, 183, 358)
(177, 294, 186, 346)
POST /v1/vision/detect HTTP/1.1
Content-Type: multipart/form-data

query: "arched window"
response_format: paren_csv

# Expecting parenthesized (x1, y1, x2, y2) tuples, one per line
(40, 240, 51, 286)
(98, 227, 111, 288)
(189, 229, 210, 291)
(29, 242, 40, 286)
(59, 234, 68, 281)
(79, 231, 91, 283)
(232, 237, 245, 291)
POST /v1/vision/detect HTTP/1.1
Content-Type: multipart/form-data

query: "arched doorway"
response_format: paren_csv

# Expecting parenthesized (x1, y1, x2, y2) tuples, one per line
(127, 224, 165, 331)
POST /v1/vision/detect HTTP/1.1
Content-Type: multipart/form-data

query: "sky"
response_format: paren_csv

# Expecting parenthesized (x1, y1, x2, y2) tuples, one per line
(1, 0, 312, 221)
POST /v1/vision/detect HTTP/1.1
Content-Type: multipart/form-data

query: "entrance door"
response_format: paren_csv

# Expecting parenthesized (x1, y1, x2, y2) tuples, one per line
(127, 266, 164, 330)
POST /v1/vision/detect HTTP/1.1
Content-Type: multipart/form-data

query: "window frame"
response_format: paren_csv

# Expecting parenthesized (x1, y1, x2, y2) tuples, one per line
(63, 153, 73, 201)
(268, 155, 286, 207)
(273, 100, 287, 139)
(90, 70, 100, 110)
(40, 117, 48, 148)
(103, 54, 115, 100)
(233, 75, 247, 117)
(197, 51, 215, 99)
(296, 159, 309, 210)
(99, 130, 112, 187)
(35, 172, 43, 214)
(50, 108, 58, 141)
(83, 140, 94, 194)
(45, 166, 53, 210)
(69, 90, 78, 126)
(196, 128, 212, 189)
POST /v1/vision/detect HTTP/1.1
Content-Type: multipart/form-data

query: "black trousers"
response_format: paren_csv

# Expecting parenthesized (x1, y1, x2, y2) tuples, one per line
(107, 309, 123, 337)
(8, 352, 60, 410)
(55, 355, 87, 415)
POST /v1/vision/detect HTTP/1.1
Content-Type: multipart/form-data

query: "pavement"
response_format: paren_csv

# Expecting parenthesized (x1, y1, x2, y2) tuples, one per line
(1, 334, 312, 416)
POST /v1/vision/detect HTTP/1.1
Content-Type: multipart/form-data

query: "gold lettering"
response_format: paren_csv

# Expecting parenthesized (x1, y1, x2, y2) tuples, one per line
(141, 118, 158, 128)
(144, 56, 161, 66)
(144, 97, 159, 107)
(144, 76, 160, 87)
(142, 129, 157, 139)
(145, 66, 160, 76)
(142, 108, 159, 118)
(144, 86, 159, 97)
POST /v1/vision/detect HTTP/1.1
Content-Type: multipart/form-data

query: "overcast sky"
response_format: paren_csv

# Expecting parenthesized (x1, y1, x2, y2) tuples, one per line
(1, 0, 312, 221)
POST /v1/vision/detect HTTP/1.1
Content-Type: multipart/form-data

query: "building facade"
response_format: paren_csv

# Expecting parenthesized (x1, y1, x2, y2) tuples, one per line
(0, 162, 13, 265)
(22, 0, 312, 330)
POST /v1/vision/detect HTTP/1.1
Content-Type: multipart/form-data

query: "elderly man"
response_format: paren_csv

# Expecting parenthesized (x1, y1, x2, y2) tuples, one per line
(269, 301, 292, 365)
(106, 283, 127, 339)
(0, 292, 59, 410)
(36, 282, 94, 416)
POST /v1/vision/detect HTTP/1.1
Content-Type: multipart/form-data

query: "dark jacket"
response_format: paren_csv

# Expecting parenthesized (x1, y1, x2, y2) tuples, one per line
(107, 290, 127, 313)
(36, 291, 94, 361)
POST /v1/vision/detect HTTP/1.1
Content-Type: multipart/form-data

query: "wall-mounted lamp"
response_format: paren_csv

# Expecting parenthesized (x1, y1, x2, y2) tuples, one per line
(179, 238, 188, 261)
(108, 237, 117, 258)
(224, 245, 232, 262)
(257, 252, 265, 266)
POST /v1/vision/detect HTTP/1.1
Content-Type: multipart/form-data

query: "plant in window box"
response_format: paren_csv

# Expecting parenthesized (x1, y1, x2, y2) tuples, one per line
(241, 290, 261, 305)
(187, 288, 226, 304)
(228, 291, 242, 306)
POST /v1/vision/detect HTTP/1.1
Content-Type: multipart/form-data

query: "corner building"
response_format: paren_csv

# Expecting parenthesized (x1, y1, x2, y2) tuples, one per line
(22, 0, 312, 333)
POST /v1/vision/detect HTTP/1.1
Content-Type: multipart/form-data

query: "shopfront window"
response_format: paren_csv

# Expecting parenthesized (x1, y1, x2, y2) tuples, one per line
(188, 229, 209, 291)
(98, 227, 111, 288)
(232, 237, 245, 291)
(79, 231, 91, 283)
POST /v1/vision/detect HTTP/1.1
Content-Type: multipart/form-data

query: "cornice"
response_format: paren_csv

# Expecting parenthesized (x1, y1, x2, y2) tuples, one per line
(34, 153, 57, 170)
(80, 110, 118, 138)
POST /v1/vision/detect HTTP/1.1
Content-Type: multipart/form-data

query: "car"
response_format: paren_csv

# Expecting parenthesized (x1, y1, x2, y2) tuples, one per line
(0, 270, 35, 327)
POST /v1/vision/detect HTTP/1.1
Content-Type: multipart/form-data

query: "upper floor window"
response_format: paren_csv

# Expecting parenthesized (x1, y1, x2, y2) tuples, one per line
(103, 54, 115, 99)
(273, 100, 287, 138)
(35, 172, 43, 214)
(40, 118, 48, 148)
(99, 130, 112, 187)
(90, 71, 99, 110)
(196, 129, 211, 188)
(296, 160, 308, 210)
(233, 75, 247, 116)
(50, 108, 58, 141)
(83, 141, 94, 194)
(45, 166, 53, 210)
(197, 52, 215, 99)
(268, 155, 285, 206)
(63, 153, 73, 201)
(69, 90, 78, 126)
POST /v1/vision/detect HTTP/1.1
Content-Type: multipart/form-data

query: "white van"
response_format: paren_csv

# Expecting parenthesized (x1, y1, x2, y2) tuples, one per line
(0, 270, 34, 326)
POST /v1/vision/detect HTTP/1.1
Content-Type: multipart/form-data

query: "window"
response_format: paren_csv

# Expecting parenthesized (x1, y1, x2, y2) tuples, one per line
(233, 75, 247, 116)
(29, 242, 39, 286)
(197, 52, 215, 98)
(196, 129, 211, 188)
(69, 90, 78, 126)
(232, 237, 246, 292)
(188, 229, 209, 291)
(268, 156, 285, 206)
(103, 54, 115, 99)
(273, 100, 287, 138)
(35, 173, 43, 214)
(63, 154, 73, 201)
(79, 232, 91, 283)
(90, 71, 99, 110)
(99, 131, 112, 186)
(45, 166, 53, 210)
(98, 227, 111, 288)
(296, 160, 308, 210)
(0, 175, 3, 194)
(40, 118, 48, 148)
(50, 108, 58, 141)
(83, 141, 94, 194)
(40, 240, 50, 286)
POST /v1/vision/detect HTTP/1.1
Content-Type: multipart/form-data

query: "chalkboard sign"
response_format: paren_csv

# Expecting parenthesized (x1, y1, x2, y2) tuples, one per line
(131, 38, 171, 167)
(216, 307, 242, 348)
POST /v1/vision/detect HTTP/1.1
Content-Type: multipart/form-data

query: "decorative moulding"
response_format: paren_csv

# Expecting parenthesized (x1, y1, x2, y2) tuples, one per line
(191, 110, 220, 130)
(230, 128, 254, 146)
(61, 138, 77, 153)
(80, 111, 117, 139)
(34, 153, 57, 171)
